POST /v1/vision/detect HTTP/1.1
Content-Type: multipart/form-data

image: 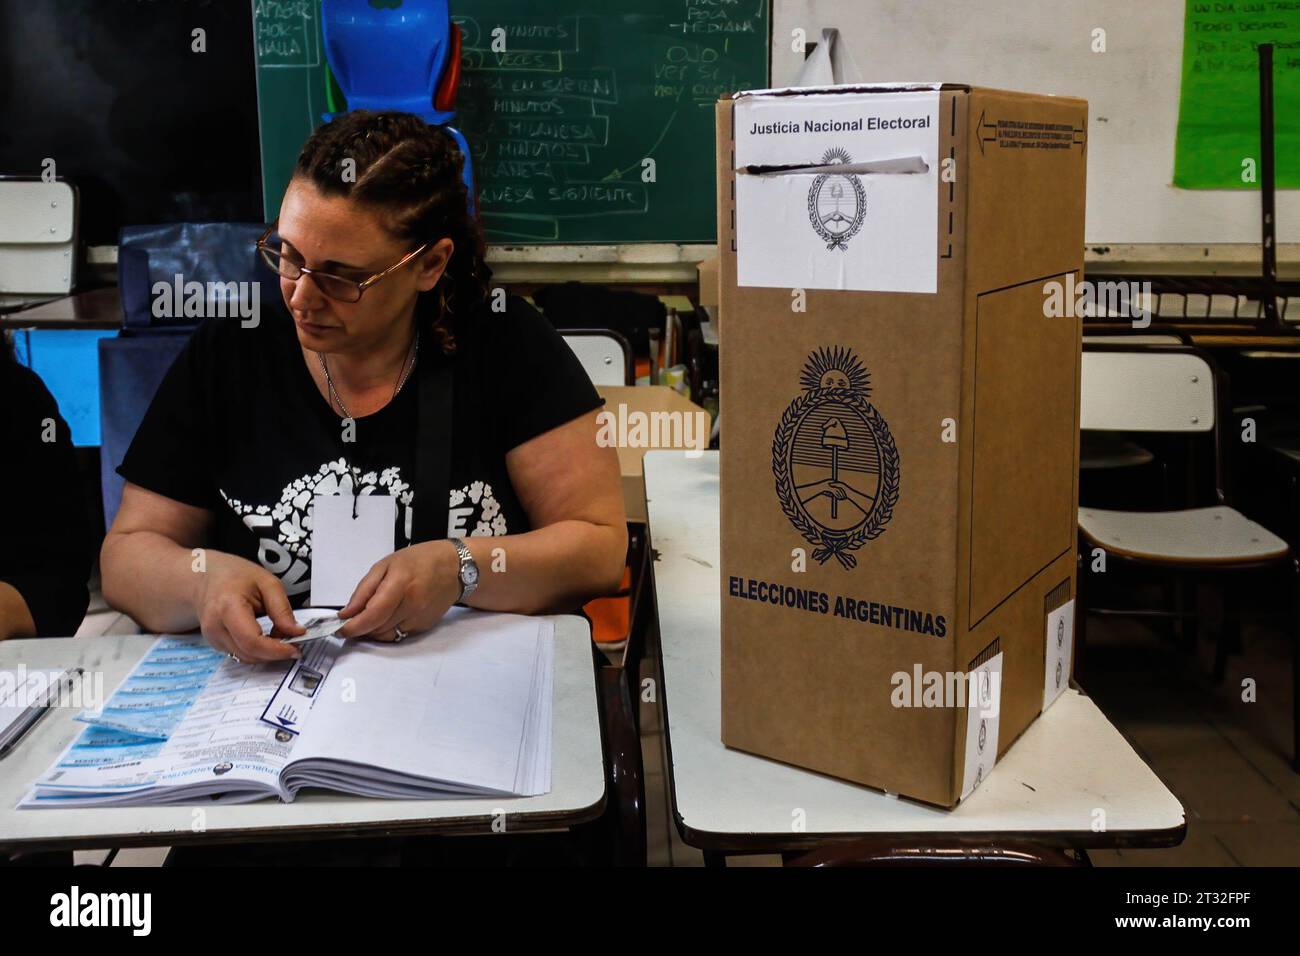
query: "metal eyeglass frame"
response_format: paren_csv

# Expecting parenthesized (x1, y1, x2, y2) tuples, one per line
(256, 223, 431, 303)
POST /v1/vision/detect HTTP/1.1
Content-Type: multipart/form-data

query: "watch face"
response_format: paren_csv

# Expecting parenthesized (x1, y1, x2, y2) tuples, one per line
(462, 563, 479, 586)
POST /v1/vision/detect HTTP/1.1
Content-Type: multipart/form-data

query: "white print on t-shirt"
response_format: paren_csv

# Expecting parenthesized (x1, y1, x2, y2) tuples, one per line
(219, 459, 506, 597)
(447, 481, 508, 539)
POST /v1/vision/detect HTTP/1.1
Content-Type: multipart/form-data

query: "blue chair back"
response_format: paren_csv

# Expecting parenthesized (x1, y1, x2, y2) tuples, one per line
(103, 222, 271, 530)
(322, 0, 455, 124)
(118, 222, 270, 330)
(99, 334, 190, 531)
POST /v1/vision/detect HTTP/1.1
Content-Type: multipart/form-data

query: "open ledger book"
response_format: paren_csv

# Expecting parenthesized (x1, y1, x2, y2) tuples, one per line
(21, 607, 554, 807)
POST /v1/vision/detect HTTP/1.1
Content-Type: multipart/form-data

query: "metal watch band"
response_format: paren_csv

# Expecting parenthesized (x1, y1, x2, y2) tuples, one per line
(448, 536, 478, 603)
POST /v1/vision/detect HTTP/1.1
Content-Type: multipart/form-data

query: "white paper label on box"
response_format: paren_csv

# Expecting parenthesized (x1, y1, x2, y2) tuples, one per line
(1043, 599, 1076, 712)
(309, 494, 397, 607)
(734, 91, 940, 294)
(961, 651, 1003, 801)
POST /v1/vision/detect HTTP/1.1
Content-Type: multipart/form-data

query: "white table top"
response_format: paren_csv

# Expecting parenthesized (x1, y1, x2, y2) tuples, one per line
(0, 616, 605, 851)
(644, 451, 1185, 850)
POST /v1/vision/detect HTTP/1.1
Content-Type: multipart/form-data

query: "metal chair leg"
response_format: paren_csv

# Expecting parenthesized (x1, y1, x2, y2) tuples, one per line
(597, 664, 646, 866)
(1074, 547, 1088, 688)
(1177, 577, 1198, 652)
(1214, 581, 1237, 685)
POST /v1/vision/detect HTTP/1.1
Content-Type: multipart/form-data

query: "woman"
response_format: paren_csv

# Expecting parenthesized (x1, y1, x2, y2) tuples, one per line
(0, 334, 93, 639)
(101, 111, 626, 661)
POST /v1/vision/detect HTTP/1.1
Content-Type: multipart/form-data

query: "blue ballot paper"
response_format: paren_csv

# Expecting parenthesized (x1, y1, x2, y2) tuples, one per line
(74, 638, 224, 740)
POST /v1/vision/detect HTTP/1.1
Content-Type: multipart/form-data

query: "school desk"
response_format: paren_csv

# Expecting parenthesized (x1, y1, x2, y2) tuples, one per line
(0, 616, 605, 853)
(643, 450, 1186, 864)
(0, 288, 121, 329)
(595, 384, 707, 524)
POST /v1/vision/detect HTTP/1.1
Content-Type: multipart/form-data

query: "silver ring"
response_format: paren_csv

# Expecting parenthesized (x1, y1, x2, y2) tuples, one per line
(393, 628, 407, 644)
(227, 653, 242, 664)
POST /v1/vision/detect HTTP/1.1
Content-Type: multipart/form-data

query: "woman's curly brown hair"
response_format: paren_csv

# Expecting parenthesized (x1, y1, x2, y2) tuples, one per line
(293, 110, 488, 352)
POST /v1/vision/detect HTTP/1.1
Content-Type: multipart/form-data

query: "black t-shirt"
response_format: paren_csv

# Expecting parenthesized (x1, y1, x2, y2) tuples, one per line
(117, 295, 602, 607)
(0, 357, 93, 636)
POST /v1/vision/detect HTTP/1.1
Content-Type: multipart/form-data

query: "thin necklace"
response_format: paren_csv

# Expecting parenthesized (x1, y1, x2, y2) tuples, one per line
(317, 329, 419, 519)
(317, 329, 419, 421)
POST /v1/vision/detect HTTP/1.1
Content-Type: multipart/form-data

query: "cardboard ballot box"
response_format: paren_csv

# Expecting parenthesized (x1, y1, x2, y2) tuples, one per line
(717, 83, 1087, 807)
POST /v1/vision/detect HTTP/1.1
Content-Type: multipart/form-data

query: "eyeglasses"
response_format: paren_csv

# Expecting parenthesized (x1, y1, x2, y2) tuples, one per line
(256, 224, 430, 304)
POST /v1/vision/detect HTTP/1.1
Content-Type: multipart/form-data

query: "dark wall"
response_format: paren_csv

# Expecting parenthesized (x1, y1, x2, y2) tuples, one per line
(0, 0, 263, 246)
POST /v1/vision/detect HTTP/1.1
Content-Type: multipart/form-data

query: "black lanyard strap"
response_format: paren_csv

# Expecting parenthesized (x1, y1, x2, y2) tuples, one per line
(412, 323, 454, 545)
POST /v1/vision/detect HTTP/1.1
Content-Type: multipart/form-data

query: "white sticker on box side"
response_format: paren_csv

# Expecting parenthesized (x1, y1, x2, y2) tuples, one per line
(1043, 599, 1076, 712)
(960, 651, 1002, 801)
(734, 91, 940, 294)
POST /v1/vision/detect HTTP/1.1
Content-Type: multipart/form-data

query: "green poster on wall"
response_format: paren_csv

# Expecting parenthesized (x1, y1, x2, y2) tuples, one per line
(1173, 0, 1300, 190)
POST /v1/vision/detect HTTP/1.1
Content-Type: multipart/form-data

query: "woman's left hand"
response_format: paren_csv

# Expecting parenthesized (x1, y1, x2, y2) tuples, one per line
(336, 540, 460, 642)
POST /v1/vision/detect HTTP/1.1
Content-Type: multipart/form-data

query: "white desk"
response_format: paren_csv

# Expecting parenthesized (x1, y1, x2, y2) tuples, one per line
(644, 451, 1185, 853)
(0, 616, 605, 852)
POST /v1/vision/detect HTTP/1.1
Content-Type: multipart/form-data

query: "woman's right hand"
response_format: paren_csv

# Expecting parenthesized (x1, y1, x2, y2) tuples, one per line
(194, 552, 304, 662)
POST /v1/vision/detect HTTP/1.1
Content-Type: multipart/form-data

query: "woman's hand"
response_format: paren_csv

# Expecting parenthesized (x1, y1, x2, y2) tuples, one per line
(194, 552, 304, 662)
(336, 540, 460, 642)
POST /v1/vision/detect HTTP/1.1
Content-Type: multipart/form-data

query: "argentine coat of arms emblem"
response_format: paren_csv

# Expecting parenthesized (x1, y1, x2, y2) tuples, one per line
(772, 346, 901, 569)
(807, 147, 866, 251)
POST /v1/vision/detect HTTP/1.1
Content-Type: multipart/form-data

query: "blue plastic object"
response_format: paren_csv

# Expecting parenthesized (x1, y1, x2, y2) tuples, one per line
(322, 0, 455, 125)
(320, 0, 474, 198)
(441, 124, 476, 209)
(13, 329, 116, 448)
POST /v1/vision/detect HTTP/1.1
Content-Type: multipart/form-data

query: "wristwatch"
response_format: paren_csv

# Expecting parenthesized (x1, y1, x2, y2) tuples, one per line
(448, 537, 479, 603)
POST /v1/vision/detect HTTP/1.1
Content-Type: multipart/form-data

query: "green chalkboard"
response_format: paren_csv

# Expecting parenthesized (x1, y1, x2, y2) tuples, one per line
(252, 0, 770, 244)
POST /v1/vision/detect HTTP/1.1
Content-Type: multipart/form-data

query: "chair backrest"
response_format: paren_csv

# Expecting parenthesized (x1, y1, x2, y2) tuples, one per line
(562, 329, 634, 386)
(0, 177, 77, 296)
(118, 222, 270, 330)
(1081, 346, 1217, 433)
(99, 334, 191, 531)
